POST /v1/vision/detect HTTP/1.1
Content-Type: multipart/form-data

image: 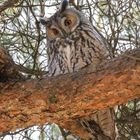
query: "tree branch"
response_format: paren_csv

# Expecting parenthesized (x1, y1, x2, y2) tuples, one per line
(0, 0, 20, 13)
(0, 49, 140, 138)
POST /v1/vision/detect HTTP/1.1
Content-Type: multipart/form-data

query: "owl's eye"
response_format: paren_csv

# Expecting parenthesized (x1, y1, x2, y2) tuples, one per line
(64, 19, 72, 26)
(60, 12, 79, 32)
(52, 28, 59, 35)
(47, 27, 60, 40)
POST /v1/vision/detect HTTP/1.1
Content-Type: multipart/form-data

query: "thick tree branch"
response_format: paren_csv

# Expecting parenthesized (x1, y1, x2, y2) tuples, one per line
(0, 49, 140, 137)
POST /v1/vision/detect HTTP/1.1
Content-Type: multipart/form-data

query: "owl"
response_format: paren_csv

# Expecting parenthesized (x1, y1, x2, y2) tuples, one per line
(40, 0, 116, 139)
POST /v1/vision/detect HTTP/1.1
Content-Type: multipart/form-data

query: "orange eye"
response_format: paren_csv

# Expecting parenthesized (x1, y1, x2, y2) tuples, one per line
(52, 28, 59, 35)
(64, 19, 72, 26)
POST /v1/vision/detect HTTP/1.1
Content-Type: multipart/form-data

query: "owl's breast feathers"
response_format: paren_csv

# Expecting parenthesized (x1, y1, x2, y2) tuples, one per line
(47, 26, 108, 76)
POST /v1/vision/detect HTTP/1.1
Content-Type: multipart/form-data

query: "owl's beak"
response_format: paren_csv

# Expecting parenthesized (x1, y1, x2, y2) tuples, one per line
(40, 17, 47, 25)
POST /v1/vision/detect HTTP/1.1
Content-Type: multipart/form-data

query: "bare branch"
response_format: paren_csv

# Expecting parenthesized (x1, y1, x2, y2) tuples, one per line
(0, 0, 21, 13)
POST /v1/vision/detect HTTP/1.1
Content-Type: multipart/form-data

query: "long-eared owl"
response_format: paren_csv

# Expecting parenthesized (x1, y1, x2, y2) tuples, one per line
(41, 0, 116, 139)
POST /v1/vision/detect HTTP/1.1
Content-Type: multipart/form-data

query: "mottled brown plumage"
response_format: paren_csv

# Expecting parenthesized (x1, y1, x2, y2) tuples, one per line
(41, 0, 116, 139)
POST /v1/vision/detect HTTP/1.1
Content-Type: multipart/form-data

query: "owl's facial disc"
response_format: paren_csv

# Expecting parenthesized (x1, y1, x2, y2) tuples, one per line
(40, 0, 80, 41)
(46, 25, 62, 41)
(41, 9, 80, 41)
(60, 10, 80, 33)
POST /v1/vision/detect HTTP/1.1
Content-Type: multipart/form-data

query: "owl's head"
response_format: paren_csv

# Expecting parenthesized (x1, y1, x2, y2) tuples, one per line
(40, 0, 88, 41)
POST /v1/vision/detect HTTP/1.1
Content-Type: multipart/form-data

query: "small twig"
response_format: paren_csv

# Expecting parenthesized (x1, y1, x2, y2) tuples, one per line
(123, 54, 140, 61)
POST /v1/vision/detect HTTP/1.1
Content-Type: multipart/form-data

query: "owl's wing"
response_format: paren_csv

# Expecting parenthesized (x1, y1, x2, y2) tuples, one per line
(79, 108, 116, 140)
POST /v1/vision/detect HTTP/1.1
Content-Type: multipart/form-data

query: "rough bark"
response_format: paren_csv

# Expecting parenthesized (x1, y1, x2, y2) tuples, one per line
(0, 49, 140, 138)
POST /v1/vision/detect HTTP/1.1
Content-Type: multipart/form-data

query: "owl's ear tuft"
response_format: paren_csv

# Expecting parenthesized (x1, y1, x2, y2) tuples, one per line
(40, 17, 47, 25)
(60, 0, 69, 12)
